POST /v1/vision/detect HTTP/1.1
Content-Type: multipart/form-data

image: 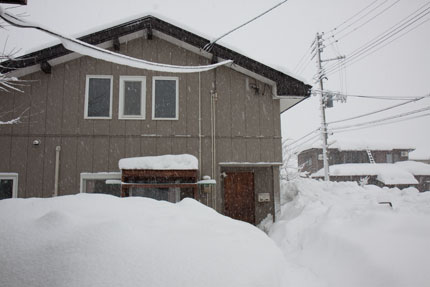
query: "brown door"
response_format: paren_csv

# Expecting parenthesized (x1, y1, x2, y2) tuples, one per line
(224, 172, 255, 224)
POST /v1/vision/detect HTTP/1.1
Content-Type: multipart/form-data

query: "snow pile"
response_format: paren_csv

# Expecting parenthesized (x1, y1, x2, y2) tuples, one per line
(312, 163, 419, 185)
(119, 154, 198, 170)
(270, 179, 430, 287)
(0, 194, 287, 287)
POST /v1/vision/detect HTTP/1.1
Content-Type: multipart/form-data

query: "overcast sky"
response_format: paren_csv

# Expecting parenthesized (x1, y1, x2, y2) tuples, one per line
(1, 0, 429, 157)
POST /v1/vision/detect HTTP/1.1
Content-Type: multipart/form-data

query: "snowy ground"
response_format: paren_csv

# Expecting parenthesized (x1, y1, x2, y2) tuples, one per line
(270, 179, 430, 287)
(1, 180, 429, 287)
(0, 195, 287, 287)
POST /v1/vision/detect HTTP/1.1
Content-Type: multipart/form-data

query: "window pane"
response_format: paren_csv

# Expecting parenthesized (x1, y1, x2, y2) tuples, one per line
(0, 179, 13, 200)
(85, 179, 121, 197)
(124, 81, 141, 116)
(131, 187, 169, 201)
(88, 78, 111, 117)
(154, 79, 176, 118)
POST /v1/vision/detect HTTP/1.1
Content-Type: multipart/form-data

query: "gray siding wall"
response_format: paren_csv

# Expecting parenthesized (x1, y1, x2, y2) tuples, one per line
(0, 35, 282, 213)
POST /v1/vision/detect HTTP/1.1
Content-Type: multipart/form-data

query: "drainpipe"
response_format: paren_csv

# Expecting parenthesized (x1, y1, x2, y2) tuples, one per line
(53, 146, 61, 197)
(198, 72, 202, 176)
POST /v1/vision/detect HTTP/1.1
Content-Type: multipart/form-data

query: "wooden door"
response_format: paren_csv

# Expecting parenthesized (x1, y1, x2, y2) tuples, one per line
(224, 172, 255, 224)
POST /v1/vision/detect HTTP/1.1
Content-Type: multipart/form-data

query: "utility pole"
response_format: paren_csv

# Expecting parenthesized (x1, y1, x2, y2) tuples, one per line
(315, 32, 330, 181)
(313, 32, 345, 181)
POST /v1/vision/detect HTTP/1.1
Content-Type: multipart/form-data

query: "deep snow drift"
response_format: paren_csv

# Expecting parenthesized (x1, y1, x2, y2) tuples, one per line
(0, 194, 287, 287)
(270, 179, 430, 287)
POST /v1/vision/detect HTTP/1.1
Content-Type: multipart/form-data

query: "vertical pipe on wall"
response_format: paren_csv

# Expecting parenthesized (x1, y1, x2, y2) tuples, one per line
(54, 145, 61, 197)
(198, 72, 202, 175)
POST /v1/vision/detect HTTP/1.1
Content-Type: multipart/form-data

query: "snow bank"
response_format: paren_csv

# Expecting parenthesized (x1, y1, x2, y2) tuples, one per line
(119, 154, 198, 170)
(312, 163, 419, 185)
(270, 179, 430, 287)
(0, 194, 287, 287)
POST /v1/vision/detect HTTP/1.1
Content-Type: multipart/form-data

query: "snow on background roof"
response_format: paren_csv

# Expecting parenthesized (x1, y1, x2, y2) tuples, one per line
(409, 149, 430, 161)
(0, 194, 288, 287)
(297, 137, 415, 153)
(312, 163, 419, 185)
(395, 161, 430, 176)
(119, 154, 198, 170)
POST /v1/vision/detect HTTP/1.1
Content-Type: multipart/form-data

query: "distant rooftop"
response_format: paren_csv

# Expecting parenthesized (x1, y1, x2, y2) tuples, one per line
(297, 138, 415, 153)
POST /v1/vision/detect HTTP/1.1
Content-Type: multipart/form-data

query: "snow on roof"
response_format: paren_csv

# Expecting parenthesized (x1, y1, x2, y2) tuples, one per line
(119, 154, 198, 170)
(312, 163, 419, 185)
(298, 138, 414, 153)
(6, 11, 308, 85)
(395, 161, 430, 176)
(409, 149, 430, 160)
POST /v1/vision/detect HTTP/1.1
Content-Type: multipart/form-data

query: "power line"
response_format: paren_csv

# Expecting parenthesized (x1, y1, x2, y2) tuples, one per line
(330, 105, 430, 131)
(327, 94, 429, 124)
(327, 0, 381, 34)
(326, 15, 430, 76)
(328, 0, 392, 39)
(332, 112, 430, 134)
(334, 0, 402, 41)
(283, 128, 320, 148)
(312, 89, 430, 101)
(203, 0, 289, 51)
(323, 3, 430, 76)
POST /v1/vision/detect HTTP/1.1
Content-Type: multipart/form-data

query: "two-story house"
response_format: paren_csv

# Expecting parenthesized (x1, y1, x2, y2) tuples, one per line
(0, 14, 311, 225)
(298, 139, 414, 174)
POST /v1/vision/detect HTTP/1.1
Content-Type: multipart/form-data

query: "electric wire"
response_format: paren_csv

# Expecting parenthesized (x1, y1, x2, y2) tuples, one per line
(328, 0, 392, 38)
(326, 15, 430, 76)
(332, 112, 430, 134)
(322, 3, 430, 76)
(203, 0, 289, 51)
(330, 105, 430, 131)
(327, 0, 381, 34)
(311, 89, 430, 101)
(327, 94, 429, 124)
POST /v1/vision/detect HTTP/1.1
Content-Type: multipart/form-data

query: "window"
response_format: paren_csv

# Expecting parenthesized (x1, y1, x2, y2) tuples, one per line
(85, 75, 113, 119)
(318, 154, 323, 161)
(0, 173, 18, 200)
(152, 76, 179, 120)
(119, 76, 146, 119)
(401, 151, 409, 157)
(80, 173, 121, 196)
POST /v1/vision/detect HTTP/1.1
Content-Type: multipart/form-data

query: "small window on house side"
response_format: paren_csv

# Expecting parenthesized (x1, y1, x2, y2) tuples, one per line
(85, 75, 113, 119)
(0, 173, 18, 200)
(119, 76, 146, 119)
(152, 77, 178, 120)
(80, 172, 121, 196)
(401, 151, 409, 157)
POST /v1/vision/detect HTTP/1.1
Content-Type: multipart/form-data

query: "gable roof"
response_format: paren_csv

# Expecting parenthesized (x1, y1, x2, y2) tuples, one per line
(0, 14, 311, 99)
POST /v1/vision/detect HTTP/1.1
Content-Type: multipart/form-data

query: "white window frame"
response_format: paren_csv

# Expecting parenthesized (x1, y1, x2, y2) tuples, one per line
(84, 75, 113, 119)
(119, 76, 146, 120)
(0, 173, 18, 198)
(152, 76, 179, 120)
(80, 172, 121, 193)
